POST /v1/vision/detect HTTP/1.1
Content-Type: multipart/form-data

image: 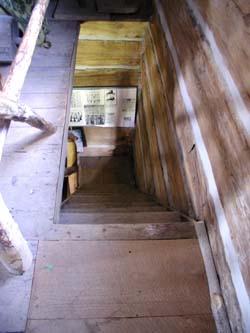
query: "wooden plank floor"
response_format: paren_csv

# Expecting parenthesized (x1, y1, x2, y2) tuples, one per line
(0, 20, 78, 239)
(0, 20, 78, 333)
(26, 316, 215, 333)
(27, 239, 216, 332)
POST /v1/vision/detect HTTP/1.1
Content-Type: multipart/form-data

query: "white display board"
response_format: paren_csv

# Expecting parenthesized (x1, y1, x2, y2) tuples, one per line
(69, 87, 137, 128)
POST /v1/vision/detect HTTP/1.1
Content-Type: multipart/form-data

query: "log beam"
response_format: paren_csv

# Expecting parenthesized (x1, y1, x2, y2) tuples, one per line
(0, 0, 50, 275)
(3, 0, 51, 100)
(0, 193, 32, 274)
(0, 93, 55, 132)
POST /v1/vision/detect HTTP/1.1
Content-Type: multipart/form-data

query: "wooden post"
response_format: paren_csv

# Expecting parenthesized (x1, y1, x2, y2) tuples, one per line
(0, 0, 50, 275)
(1, 0, 54, 133)
(4, 0, 50, 100)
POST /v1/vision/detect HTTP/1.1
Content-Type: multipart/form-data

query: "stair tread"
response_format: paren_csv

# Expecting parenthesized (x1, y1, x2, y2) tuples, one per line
(28, 239, 211, 322)
(60, 211, 182, 225)
(77, 184, 136, 192)
(61, 206, 167, 213)
(63, 201, 161, 207)
(49, 221, 196, 240)
(72, 194, 154, 200)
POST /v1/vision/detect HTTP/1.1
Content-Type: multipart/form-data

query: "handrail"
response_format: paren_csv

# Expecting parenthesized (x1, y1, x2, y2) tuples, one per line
(0, 0, 52, 275)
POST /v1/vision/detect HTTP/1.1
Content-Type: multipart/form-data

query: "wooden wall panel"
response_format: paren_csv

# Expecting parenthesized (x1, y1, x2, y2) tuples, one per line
(149, 19, 207, 219)
(74, 69, 140, 87)
(193, 0, 250, 111)
(147, 0, 250, 330)
(134, 98, 155, 195)
(79, 156, 134, 186)
(162, 0, 250, 301)
(148, 15, 236, 326)
(143, 32, 190, 213)
(79, 21, 147, 40)
(134, 118, 147, 193)
(83, 127, 133, 146)
(76, 40, 142, 67)
(74, 21, 145, 113)
(140, 64, 168, 205)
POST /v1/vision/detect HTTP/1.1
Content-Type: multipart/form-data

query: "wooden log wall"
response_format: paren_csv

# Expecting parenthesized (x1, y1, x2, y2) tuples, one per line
(134, 0, 250, 330)
(134, 20, 191, 211)
(74, 21, 147, 87)
(73, 21, 147, 156)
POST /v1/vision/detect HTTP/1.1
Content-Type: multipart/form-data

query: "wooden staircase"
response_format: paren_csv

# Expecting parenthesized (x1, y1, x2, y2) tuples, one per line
(60, 184, 183, 224)
(26, 184, 216, 332)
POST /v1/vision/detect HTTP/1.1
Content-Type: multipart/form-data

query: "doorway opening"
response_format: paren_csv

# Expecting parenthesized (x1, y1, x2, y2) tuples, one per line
(59, 21, 147, 222)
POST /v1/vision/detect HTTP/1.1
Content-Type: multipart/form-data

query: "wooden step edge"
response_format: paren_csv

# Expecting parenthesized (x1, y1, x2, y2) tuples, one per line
(45, 221, 196, 241)
(65, 201, 160, 207)
(178, 214, 231, 332)
(61, 207, 167, 213)
(59, 212, 182, 224)
(60, 211, 180, 216)
(194, 221, 231, 333)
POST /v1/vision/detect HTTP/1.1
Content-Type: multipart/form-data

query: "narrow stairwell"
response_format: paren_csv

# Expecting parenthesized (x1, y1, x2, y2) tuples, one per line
(61, 184, 182, 224)
(27, 183, 216, 332)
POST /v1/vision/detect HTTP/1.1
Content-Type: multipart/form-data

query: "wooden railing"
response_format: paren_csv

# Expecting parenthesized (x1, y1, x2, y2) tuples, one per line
(0, 0, 54, 275)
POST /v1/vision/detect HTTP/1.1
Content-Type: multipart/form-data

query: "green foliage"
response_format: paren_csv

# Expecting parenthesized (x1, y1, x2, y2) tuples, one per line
(0, 0, 50, 47)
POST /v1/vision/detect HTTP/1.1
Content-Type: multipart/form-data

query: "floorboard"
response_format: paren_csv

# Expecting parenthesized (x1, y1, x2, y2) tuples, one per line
(0, 241, 38, 333)
(26, 315, 216, 333)
(0, 20, 79, 333)
(28, 239, 212, 320)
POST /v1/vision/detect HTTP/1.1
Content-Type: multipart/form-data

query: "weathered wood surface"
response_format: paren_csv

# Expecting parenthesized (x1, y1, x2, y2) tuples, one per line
(83, 127, 134, 146)
(74, 69, 140, 87)
(0, 94, 55, 132)
(134, 112, 146, 193)
(79, 156, 134, 186)
(0, 0, 52, 275)
(160, 1, 250, 330)
(47, 221, 196, 240)
(143, 30, 191, 213)
(78, 146, 124, 157)
(0, 21, 78, 239)
(195, 221, 231, 332)
(79, 21, 147, 40)
(60, 211, 181, 225)
(61, 206, 166, 213)
(62, 201, 161, 208)
(1, 0, 54, 132)
(147, 0, 250, 330)
(74, 21, 144, 112)
(140, 62, 168, 205)
(0, 18, 78, 333)
(28, 239, 212, 319)
(76, 40, 142, 67)
(134, 98, 154, 195)
(26, 315, 216, 333)
(3, 0, 50, 100)
(0, 241, 37, 332)
(193, 0, 250, 112)
(0, 192, 33, 274)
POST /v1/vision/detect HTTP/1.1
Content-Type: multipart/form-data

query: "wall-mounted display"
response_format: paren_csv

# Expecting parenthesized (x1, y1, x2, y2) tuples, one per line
(69, 87, 137, 127)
